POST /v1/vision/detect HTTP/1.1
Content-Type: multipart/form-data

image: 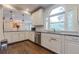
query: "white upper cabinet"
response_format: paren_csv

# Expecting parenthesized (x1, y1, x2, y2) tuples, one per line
(32, 8, 44, 26)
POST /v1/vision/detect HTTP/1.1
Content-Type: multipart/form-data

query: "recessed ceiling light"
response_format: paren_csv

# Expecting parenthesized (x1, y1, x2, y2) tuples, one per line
(25, 8, 30, 12)
(2, 4, 15, 10)
(22, 8, 31, 15)
(22, 10, 31, 15)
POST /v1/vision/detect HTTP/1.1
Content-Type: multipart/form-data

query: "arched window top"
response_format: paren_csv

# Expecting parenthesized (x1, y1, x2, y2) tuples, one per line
(50, 6, 65, 15)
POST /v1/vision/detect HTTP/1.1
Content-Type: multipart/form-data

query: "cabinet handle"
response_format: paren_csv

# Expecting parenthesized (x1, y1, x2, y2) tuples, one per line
(74, 38, 78, 41)
(50, 38, 57, 41)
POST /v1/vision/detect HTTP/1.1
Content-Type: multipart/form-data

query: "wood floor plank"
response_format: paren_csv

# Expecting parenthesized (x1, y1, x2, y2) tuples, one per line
(0, 40, 56, 54)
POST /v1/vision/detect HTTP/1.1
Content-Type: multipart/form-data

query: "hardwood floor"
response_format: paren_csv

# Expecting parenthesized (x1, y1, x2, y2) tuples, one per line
(0, 40, 56, 54)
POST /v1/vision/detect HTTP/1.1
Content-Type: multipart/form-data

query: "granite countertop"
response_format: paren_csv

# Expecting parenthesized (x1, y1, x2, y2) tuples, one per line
(36, 31, 79, 37)
(4, 30, 79, 37)
(4, 30, 34, 32)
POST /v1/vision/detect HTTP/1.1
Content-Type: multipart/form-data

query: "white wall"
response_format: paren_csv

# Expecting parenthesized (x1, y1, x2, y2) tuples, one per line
(0, 8, 4, 41)
(0, 8, 33, 43)
(3, 8, 32, 31)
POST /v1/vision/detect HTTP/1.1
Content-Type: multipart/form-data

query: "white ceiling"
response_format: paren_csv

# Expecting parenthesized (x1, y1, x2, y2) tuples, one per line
(11, 4, 53, 13)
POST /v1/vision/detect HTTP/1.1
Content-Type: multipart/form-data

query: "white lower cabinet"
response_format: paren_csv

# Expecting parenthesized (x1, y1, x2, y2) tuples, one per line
(24, 32, 29, 40)
(41, 33, 64, 53)
(41, 33, 51, 49)
(49, 34, 64, 53)
(64, 36, 79, 54)
(18, 32, 25, 41)
(41, 33, 79, 54)
(11, 32, 19, 43)
(24, 32, 35, 42)
(4, 32, 35, 43)
(4, 32, 13, 43)
(27, 32, 35, 42)
(4, 32, 20, 43)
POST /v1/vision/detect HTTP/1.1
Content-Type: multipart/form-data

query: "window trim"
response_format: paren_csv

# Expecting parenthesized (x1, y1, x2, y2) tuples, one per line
(45, 5, 65, 31)
(49, 11, 65, 17)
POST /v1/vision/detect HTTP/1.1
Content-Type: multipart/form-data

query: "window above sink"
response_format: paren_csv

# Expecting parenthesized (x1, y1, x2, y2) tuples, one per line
(45, 5, 78, 32)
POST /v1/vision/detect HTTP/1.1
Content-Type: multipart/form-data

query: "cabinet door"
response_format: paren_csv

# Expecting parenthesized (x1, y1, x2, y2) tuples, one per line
(28, 32, 35, 42)
(18, 32, 25, 41)
(49, 34, 64, 53)
(65, 36, 79, 54)
(4, 32, 13, 43)
(32, 9, 43, 25)
(41, 33, 64, 53)
(11, 32, 19, 43)
(4, 32, 28, 43)
(24, 32, 29, 40)
(4, 32, 19, 43)
(41, 33, 51, 49)
(24, 32, 35, 42)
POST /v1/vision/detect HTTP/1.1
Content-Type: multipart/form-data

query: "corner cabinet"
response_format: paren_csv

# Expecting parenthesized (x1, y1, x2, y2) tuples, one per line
(32, 8, 44, 26)
(27, 32, 35, 42)
(41, 33, 64, 53)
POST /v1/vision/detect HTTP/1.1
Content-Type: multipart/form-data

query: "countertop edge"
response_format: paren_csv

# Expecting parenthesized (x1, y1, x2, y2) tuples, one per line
(4, 30, 79, 37)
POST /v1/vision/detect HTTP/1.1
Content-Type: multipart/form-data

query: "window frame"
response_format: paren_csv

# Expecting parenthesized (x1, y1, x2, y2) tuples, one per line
(46, 6, 65, 31)
(44, 5, 78, 32)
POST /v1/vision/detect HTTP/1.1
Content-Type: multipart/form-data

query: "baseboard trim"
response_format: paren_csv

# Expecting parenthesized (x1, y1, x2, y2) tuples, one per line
(8, 39, 29, 45)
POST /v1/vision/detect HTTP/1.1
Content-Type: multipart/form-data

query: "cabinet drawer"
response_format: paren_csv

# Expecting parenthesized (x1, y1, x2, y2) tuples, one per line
(41, 33, 64, 53)
(65, 40, 79, 54)
(65, 36, 79, 43)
